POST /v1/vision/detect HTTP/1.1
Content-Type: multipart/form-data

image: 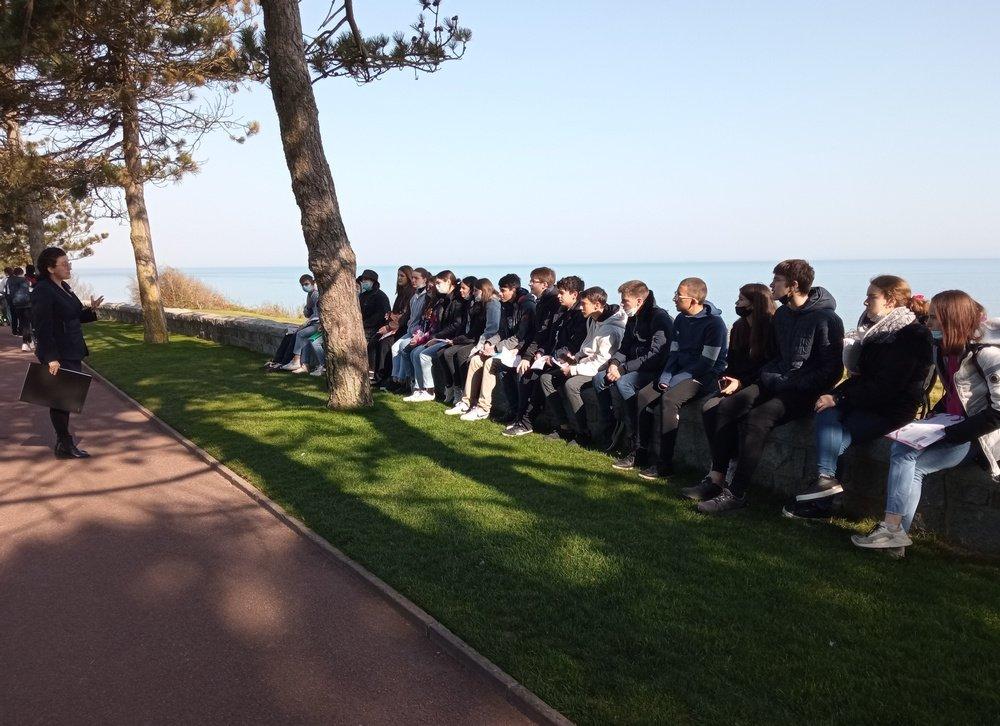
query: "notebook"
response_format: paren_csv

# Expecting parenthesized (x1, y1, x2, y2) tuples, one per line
(19, 363, 92, 414)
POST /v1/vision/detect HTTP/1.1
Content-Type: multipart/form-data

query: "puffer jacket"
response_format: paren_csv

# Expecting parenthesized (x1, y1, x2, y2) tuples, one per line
(488, 288, 535, 352)
(569, 305, 628, 376)
(759, 286, 845, 395)
(941, 319, 1000, 480)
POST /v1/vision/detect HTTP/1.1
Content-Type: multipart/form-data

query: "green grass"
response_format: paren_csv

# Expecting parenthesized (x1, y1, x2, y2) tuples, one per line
(86, 322, 1000, 725)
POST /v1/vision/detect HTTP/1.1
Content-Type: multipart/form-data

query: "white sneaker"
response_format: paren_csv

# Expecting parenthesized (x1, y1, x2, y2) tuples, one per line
(407, 390, 434, 402)
(290, 365, 309, 374)
(21, 343, 30, 351)
(445, 401, 470, 416)
(29, 341, 35, 351)
(403, 390, 424, 401)
(460, 407, 489, 421)
(280, 360, 302, 371)
(851, 522, 912, 549)
(310, 366, 326, 377)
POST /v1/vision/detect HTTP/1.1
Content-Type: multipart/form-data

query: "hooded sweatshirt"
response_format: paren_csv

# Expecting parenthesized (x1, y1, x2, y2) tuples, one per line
(359, 281, 391, 332)
(657, 300, 728, 389)
(758, 286, 845, 395)
(404, 287, 428, 335)
(569, 305, 628, 376)
(522, 286, 561, 359)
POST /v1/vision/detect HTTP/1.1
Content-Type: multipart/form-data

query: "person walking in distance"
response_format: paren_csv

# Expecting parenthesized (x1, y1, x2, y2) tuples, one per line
(31, 247, 104, 459)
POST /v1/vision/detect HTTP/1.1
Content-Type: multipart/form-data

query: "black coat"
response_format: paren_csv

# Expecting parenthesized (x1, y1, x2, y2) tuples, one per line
(610, 293, 674, 374)
(549, 304, 588, 356)
(455, 300, 486, 345)
(7, 276, 31, 308)
(491, 288, 536, 351)
(436, 290, 470, 340)
(724, 315, 777, 384)
(359, 286, 391, 333)
(522, 286, 561, 359)
(31, 278, 97, 363)
(833, 321, 934, 426)
(759, 287, 845, 396)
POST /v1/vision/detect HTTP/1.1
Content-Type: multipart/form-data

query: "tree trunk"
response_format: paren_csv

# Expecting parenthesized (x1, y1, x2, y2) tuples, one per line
(120, 87, 169, 344)
(260, 0, 371, 408)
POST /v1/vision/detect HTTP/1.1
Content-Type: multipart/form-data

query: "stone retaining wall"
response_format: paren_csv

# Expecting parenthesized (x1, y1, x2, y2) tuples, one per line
(96, 304, 1000, 554)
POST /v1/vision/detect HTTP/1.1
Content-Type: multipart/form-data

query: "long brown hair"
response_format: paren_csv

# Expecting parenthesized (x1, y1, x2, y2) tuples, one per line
(476, 278, 496, 300)
(869, 274, 929, 319)
(740, 283, 776, 362)
(396, 265, 414, 296)
(931, 290, 985, 355)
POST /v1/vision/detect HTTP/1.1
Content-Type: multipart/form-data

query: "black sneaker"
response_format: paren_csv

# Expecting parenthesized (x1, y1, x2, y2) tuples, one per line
(795, 475, 844, 502)
(504, 423, 533, 437)
(781, 499, 834, 522)
(611, 450, 637, 470)
(544, 430, 564, 441)
(696, 487, 748, 514)
(679, 476, 722, 502)
(638, 464, 671, 481)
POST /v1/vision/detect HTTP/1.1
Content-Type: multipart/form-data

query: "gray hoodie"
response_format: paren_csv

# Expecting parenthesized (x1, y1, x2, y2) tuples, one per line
(569, 305, 628, 377)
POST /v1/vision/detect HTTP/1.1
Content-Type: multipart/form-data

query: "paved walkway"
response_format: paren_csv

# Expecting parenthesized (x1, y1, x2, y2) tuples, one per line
(0, 341, 535, 725)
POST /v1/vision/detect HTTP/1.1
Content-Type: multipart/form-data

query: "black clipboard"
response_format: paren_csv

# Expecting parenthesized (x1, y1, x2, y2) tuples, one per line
(19, 363, 92, 413)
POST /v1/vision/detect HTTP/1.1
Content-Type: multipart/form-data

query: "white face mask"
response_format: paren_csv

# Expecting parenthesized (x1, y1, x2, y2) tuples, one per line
(435, 282, 448, 294)
(625, 306, 638, 318)
(474, 290, 483, 301)
(301, 283, 314, 293)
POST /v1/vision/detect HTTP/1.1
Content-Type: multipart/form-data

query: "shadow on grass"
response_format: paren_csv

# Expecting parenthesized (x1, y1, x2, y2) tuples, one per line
(86, 323, 1000, 725)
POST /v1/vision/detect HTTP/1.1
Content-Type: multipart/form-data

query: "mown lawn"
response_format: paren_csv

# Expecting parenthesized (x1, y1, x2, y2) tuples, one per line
(86, 322, 1000, 725)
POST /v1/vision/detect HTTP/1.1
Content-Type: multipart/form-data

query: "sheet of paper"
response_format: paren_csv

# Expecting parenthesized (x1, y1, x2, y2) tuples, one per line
(499, 347, 521, 368)
(886, 414, 964, 450)
(531, 356, 549, 370)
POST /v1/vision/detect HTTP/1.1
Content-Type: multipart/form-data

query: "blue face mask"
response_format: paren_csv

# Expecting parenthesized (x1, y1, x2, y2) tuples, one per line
(931, 329, 943, 341)
(301, 283, 313, 293)
(360, 281, 373, 293)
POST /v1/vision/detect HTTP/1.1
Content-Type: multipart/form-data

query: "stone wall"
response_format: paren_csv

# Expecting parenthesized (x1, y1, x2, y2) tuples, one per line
(95, 305, 1000, 554)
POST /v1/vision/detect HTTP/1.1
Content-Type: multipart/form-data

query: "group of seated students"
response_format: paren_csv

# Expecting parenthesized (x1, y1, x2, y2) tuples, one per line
(362, 259, 999, 553)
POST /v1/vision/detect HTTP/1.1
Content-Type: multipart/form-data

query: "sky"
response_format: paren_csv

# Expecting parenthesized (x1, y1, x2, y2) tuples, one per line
(73, 0, 1000, 271)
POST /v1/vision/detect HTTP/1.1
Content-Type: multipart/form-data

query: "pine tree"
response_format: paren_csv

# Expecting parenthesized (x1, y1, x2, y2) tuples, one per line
(248, 0, 470, 408)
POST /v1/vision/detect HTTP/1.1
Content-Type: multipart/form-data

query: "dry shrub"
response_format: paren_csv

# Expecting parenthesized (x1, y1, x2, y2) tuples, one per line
(128, 266, 229, 310)
(69, 275, 96, 302)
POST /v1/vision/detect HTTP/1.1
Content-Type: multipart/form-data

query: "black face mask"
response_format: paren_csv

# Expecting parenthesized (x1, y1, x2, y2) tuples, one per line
(734, 305, 751, 318)
(777, 294, 790, 305)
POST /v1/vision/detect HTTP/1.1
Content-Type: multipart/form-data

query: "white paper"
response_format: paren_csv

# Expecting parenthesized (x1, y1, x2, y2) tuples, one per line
(499, 347, 521, 368)
(531, 356, 549, 370)
(886, 414, 964, 450)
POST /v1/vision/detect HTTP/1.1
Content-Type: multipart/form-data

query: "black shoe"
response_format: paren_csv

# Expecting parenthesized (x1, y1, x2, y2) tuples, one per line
(782, 499, 834, 522)
(795, 475, 844, 502)
(638, 464, 671, 481)
(566, 434, 591, 449)
(696, 487, 748, 514)
(543, 430, 564, 441)
(54, 440, 90, 459)
(680, 476, 723, 502)
(504, 423, 533, 437)
(611, 450, 636, 470)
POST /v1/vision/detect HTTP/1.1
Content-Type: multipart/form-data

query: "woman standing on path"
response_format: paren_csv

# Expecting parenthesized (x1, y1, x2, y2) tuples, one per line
(31, 247, 104, 459)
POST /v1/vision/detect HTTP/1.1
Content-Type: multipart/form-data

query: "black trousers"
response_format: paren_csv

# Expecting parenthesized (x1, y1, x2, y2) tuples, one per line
(371, 333, 399, 382)
(438, 343, 474, 388)
(517, 367, 565, 427)
(637, 378, 704, 467)
(706, 383, 815, 496)
(16, 306, 31, 342)
(50, 359, 82, 444)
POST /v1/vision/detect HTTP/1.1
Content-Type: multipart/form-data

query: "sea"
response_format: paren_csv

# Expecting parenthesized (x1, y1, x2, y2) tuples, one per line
(72, 259, 1000, 327)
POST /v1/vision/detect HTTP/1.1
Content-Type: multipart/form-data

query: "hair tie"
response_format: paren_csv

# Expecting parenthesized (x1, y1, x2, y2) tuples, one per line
(912, 294, 925, 301)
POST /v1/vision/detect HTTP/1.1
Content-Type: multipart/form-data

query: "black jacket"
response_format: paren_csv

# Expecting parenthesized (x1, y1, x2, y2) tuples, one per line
(359, 285, 391, 332)
(7, 275, 31, 308)
(549, 304, 588, 356)
(31, 278, 97, 363)
(759, 287, 845, 395)
(833, 321, 934, 426)
(490, 288, 536, 351)
(455, 300, 485, 345)
(436, 290, 469, 340)
(724, 315, 777, 385)
(609, 293, 673, 374)
(522, 286, 561, 359)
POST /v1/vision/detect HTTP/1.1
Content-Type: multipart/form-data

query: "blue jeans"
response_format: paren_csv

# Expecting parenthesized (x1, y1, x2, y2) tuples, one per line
(293, 323, 318, 356)
(593, 370, 654, 442)
(412, 341, 448, 389)
(886, 439, 972, 531)
(391, 335, 413, 379)
(814, 406, 894, 478)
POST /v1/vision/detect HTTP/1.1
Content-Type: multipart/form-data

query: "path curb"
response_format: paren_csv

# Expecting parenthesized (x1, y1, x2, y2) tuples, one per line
(84, 363, 573, 726)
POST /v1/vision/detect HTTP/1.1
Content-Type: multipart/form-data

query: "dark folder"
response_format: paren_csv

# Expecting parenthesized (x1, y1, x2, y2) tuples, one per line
(19, 363, 92, 413)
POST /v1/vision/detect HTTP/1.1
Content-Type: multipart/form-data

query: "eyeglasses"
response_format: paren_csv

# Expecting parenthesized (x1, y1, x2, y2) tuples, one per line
(673, 294, 696, 302)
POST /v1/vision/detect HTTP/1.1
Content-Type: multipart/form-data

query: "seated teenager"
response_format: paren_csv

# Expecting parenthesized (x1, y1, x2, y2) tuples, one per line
(406, 271, 467, 402)
(458, 274, 535, 422)
(503, 276, 587, 436)
(851, 292, 999, 552)
(358, 269, 391, 341)
(280, 274, 321, 373)
(389, 267, 430, 388)
(696, 259, 844, 514)
(371, 266, 414, 385)
(445, 277, 503, 416)
(681, 283, 776, 501)
(783, 275, 933, 519)
(440, 277, 497, 405)
(398, 283, 439, 390)
(628, 278, 727, 480)
(552, 287, 627, 447)
(595, 280, 673, 455)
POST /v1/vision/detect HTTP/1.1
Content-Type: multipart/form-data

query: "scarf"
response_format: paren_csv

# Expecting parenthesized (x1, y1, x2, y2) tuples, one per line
(842, 306, 916, 374)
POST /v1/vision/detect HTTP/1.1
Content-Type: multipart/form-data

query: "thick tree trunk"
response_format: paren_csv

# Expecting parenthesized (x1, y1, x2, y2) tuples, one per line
(120, 89, 169, 344)
(260, 0, 371, 408)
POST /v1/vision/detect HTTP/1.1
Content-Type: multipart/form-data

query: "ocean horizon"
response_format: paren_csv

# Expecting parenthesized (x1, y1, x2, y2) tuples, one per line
(72, 258, 1000, 327)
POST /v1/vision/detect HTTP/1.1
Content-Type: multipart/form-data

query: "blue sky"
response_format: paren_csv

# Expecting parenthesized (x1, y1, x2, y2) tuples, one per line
(76, 1, 1000, 270)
